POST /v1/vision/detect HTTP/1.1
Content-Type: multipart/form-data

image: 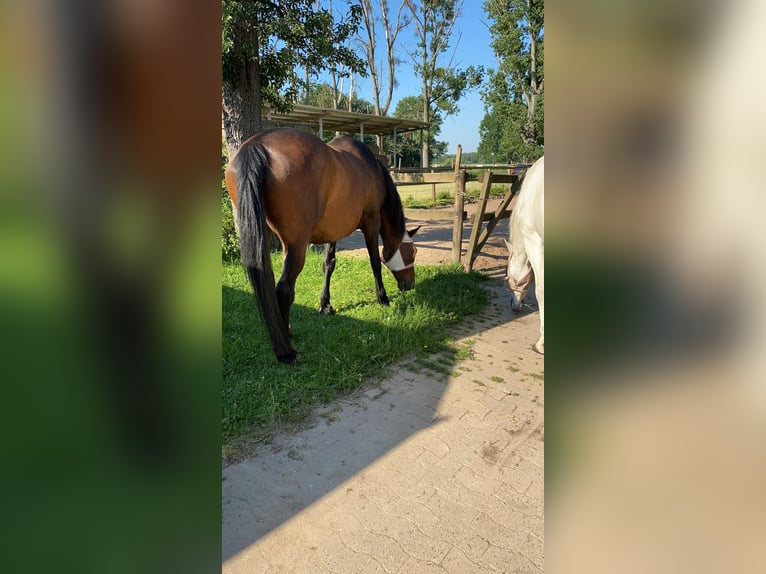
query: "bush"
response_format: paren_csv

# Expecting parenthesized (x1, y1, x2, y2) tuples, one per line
(222, 195, 240, 263)
(464, 187, 480, 202)
(490, 184, 509, 198)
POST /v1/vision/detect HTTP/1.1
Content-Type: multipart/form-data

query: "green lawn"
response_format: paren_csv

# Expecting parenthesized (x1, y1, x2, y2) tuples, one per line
(222, 249, 488, 443)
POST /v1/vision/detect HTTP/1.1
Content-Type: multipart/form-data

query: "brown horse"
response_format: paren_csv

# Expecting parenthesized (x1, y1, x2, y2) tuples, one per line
(225, 128, 420, 364)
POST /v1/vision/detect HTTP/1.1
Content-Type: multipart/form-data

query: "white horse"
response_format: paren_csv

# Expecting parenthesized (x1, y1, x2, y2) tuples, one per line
(504, 156, 544, 354)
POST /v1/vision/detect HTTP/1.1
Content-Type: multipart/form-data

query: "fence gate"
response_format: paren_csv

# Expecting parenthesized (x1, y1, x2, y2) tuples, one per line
(390, 144, 529, 272)
(464, 170, 525, 272)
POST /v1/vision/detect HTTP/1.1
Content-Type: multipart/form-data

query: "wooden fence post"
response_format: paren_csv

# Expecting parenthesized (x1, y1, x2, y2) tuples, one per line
(465, 170, 492, 271)
(452, 145, 464, 263)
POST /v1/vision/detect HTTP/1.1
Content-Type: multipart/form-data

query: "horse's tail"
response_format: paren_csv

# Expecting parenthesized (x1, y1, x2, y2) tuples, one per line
(234, 142, 295, 364)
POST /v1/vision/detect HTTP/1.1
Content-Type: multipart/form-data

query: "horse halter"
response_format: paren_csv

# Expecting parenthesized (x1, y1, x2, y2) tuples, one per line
(382, 232, 417, 272)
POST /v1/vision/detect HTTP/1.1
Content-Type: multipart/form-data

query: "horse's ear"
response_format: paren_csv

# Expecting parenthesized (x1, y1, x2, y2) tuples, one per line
(408, 225, 422, 238)
(503, 239, 512, 253)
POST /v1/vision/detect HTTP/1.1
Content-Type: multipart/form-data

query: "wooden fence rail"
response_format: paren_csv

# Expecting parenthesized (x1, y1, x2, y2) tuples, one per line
(390, 147, 528, 269)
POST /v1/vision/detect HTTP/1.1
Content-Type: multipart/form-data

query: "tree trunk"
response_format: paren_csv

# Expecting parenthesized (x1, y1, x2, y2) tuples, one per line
(222, 22, 262, 158)
(523, 0, 538, 157)
(421, 60, 430, 167)
(332, 72, 341, 109)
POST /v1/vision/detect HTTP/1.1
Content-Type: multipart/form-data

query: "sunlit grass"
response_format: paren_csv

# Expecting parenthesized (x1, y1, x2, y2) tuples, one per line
(222, 250, 488, 442)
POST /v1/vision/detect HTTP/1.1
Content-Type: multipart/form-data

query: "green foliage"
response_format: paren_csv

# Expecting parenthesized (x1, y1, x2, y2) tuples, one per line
(399, 180, 502, 207)
(222, 0, 366, 118)
(402, 191, 453, 208)
(391, 95, 448, 166)
(223, 253, 488, 440)
(428, 64, 484, 117)
(221, 195, 240, 264)
(303, 81, 375, 116)
(221, 144, 239, 263)
(479, 0, 544, 162)
(301, 81, 338, 109)
(464, 184, 507, 202)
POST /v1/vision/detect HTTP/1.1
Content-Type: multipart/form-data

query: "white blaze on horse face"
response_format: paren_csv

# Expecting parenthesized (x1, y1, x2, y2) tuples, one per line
(383, 248, 407, 272)
(382, 231, 414, 272)
(510, 290, 525, 312)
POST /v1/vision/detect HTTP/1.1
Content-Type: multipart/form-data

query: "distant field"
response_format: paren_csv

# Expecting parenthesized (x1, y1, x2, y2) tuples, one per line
(397, 180, 508, 208)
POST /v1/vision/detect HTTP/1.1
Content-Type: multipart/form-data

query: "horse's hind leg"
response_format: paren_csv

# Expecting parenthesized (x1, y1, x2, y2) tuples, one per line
(319, 242, 337, 314)
(276, 244, 307, 338)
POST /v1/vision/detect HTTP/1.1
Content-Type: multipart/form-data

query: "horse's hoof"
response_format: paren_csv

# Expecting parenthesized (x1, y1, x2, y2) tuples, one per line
(379, 295, 390, 306)
(319, 305, 335, 315)
(278, 349, 298, 365)
(533, 341, 544, 355)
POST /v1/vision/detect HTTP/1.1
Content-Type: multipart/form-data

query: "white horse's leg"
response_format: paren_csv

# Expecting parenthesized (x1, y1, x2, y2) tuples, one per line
(525, 234, 544, 355)
(534, 285, 544, 354)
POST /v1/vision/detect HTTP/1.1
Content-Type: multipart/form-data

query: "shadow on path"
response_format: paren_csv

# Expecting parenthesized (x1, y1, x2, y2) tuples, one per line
(222, 275, 541, 563)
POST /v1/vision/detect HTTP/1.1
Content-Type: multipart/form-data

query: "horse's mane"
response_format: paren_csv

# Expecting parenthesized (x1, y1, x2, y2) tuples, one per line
(345, 138, 405, 236)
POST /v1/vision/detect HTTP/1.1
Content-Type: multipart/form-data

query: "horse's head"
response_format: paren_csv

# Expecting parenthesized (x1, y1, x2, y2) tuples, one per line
(383, 226, 421, 291)
(504, 239, 534, 312)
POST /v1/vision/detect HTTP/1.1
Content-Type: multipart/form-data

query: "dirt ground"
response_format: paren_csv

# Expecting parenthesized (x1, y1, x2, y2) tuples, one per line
(223, 200, 544, 572)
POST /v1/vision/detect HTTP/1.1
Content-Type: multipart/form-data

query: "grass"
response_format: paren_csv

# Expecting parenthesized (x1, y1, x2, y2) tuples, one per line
(400, 181, 509, 209)
(223, 249, 489, 442)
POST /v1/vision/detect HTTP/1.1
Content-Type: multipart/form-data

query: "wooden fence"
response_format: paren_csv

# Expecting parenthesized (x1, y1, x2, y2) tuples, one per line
(391, 146, 528, 271)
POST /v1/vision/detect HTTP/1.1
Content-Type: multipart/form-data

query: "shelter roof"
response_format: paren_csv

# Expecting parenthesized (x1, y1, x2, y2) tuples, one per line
(262, 103, 428, 136)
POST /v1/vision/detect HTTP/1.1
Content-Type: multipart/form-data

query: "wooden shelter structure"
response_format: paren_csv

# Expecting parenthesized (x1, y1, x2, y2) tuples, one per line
(262, 103, 428, 167)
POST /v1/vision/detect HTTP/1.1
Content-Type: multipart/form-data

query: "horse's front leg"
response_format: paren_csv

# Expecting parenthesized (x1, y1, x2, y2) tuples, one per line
(535, 288, 544, 354)
(319, 242, 337, 314)
(276, 244, 307, 337)
(525, 234, 544, 355)
(362, 227, 389, 305)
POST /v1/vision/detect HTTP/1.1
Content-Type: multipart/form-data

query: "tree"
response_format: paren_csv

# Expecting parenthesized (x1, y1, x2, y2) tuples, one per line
(478, 0, 544, 162)
(304, 82, 377, 137)
(404, 0, 482, 166)
(221, 0, 365, 156)
(357, 0, 410, 149)
(391, 95, 448, 167)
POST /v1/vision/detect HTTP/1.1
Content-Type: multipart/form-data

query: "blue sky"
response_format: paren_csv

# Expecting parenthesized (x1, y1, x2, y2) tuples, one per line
(320, 2, 497, 154)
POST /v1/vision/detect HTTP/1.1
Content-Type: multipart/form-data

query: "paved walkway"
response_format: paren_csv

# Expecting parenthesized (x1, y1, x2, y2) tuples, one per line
(223, 279, 544, 573)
